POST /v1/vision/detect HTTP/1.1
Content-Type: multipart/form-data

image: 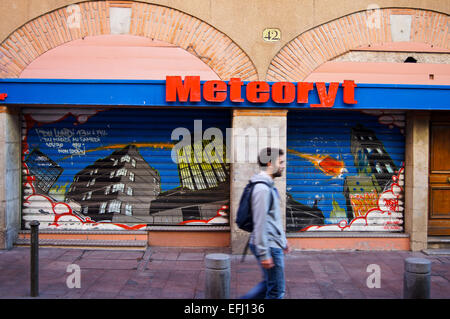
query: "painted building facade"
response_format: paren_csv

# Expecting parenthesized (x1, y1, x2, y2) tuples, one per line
(0, 0, 449, 252)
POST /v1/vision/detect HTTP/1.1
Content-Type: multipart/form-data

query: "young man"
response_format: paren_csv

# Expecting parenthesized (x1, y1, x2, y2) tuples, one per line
(241, 147, 290, 299)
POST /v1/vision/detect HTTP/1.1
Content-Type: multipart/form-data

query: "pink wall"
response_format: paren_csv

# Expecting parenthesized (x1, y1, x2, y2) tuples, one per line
(21, 35, 449, 85)
(305, 41, 450, 85)
(20, 35, 220, 80)
(305, 61, 450, 85)
(356, 42, 450, 53)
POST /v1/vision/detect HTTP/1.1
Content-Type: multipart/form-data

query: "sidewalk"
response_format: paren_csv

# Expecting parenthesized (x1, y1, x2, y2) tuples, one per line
(0, 246, 449, 299)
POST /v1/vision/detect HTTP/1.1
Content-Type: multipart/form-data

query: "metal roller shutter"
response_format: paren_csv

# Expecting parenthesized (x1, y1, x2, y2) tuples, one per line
(21, 108, 231, 231)
(286, 110, 405, 233)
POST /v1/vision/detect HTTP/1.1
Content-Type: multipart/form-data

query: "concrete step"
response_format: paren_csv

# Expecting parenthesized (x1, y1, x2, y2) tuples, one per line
(422, 249, 450, 256)
(427, 236, 450, 249)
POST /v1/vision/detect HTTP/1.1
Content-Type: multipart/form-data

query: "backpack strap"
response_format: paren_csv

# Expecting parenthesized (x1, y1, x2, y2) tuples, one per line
(251, 181, 274, 211)
(241, 236, 251, 263)
(250, 181, 273, 205)
(241, 181, 274, 262)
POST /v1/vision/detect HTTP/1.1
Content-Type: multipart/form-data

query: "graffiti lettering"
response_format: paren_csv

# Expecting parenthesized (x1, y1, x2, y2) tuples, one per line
(77, 137, 101, 143)
(76, 129, 107, 137)
(35, 128, 53, 137)
(53, 128, 75, 138)
(383, 198, 399, 212)
(383, 220, 402, 230)
(349, 191, 378, 217)
(46, 142, 64, 148)
(34, 127, 107, 157)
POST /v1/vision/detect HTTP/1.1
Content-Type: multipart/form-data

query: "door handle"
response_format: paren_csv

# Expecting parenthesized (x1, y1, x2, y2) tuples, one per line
(448, 177, 450, 183)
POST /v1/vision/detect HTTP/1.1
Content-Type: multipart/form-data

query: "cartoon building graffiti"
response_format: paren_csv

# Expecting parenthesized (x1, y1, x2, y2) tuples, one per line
(65, 144, 161, 222)
(25, 148, 63, 194)
(350, 124, 398, 192)
(149, 137, 230, 224)
(177, 139, 229, 190)
(286, 110, 405, 233)
(149, 182, 229, 224)
(344, 175, 379, 220)
(345, 124, 399, 220)
(286, 194, 324, 232)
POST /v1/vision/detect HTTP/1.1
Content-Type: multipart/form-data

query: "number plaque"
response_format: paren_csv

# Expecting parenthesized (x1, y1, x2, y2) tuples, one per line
(262, 28, 281, 42)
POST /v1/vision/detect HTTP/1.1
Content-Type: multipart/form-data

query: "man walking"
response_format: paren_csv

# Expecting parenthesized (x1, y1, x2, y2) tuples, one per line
(241, 147, 290, 299)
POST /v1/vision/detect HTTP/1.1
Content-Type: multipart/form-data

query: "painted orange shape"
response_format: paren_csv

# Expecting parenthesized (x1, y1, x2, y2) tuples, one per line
(317, 155, 346, 176)
(287, 149, 347, 178)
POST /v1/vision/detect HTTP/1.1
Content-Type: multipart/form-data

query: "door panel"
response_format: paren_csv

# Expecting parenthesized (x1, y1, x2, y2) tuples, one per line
(429, 114, 450, 235)
(430, 189, 450, 215)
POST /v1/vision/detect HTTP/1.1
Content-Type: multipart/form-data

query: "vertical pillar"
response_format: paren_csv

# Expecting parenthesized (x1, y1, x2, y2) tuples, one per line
(0, 106, 21, 250)
(230, 109, 287, 254)
(403, 257, 431, 299)
(30, 220, 40, 297)
(405, 111, 429, 251)
(205, 253, 230, 299)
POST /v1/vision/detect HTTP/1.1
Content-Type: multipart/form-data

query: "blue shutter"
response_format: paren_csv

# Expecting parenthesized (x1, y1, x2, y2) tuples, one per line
(21, 108, 231, 230)
(286, 110, 405, 233)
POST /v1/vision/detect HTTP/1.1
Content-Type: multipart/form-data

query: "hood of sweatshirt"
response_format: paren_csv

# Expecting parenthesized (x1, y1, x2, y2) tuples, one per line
(250, 171, 274, 187)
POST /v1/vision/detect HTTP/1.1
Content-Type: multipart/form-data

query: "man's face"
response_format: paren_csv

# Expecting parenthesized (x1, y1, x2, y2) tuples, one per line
(271, 154, 285, 178)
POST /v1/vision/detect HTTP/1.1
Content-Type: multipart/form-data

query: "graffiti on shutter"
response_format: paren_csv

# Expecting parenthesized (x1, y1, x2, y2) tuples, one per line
(286, 110, 405, 232)
(21, 108, 230, 230)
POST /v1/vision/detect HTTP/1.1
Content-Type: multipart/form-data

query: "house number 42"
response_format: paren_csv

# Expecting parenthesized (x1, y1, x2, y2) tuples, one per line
(263, 28, 281, 42)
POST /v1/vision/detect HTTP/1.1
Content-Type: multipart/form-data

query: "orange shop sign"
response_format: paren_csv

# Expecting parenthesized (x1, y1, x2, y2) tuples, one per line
(165, 76, 357, 107)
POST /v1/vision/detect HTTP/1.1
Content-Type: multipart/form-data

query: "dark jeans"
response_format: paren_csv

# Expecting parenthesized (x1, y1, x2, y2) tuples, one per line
(240, 243, 285, 299)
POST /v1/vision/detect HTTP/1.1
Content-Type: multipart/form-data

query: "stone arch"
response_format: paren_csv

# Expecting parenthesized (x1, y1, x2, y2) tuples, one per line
(267, 8, 449, 81)
(0, 1, 258, 80)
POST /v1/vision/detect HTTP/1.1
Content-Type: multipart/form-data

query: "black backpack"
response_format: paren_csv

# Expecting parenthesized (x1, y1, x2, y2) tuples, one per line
(235, 180, 273, 261)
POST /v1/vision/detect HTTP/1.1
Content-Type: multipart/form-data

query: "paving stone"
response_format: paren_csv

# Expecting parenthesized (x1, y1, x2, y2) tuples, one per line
(140, 287, 165, 298)
(177, 252, 205, 261)
(77, 258, 138, 270)
(150, 252, 179, 261)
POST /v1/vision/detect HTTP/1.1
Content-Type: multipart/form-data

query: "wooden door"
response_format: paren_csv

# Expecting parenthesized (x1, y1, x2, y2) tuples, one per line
(429, 113, 450, 235)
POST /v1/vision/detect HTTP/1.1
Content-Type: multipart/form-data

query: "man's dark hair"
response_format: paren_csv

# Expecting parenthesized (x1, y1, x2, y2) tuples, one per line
(258, 147, 284, 167)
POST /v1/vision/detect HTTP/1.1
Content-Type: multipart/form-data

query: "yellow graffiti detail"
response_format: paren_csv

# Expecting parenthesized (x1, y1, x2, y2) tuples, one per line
(49, 182, 69, 201)
(349, 190, 378, 217)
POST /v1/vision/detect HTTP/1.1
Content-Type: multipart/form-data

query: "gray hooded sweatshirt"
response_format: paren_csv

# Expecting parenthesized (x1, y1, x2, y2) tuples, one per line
(249, 171, 287, 260)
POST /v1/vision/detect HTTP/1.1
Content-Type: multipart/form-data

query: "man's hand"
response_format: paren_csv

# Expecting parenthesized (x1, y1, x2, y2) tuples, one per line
(260, 257, 274, 269)
(284, 243, 291, 254)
